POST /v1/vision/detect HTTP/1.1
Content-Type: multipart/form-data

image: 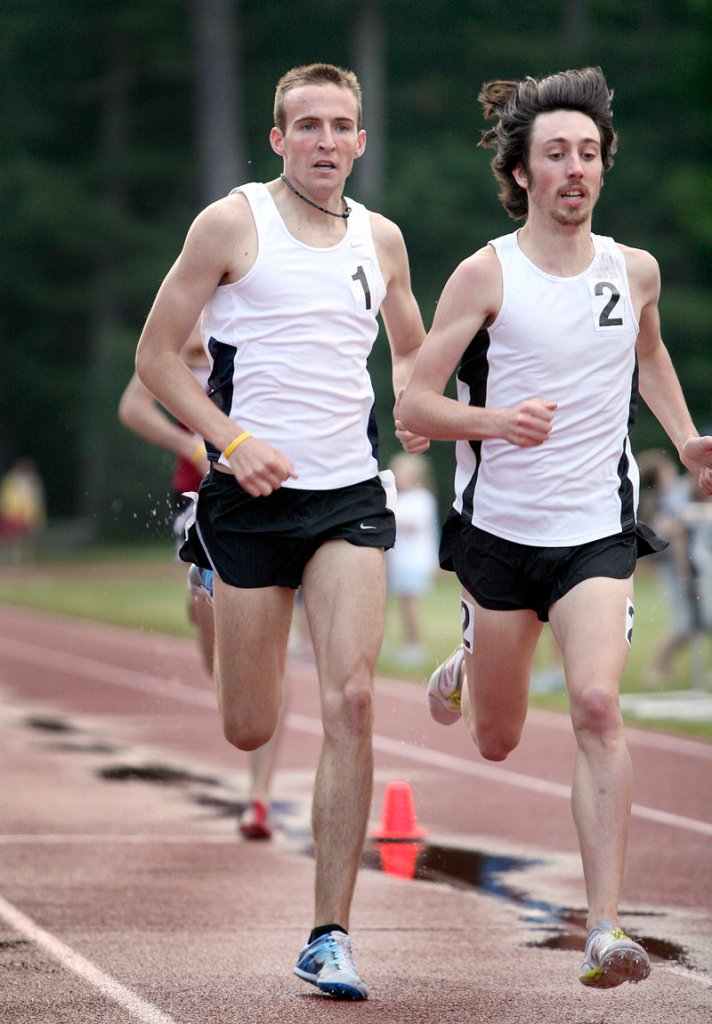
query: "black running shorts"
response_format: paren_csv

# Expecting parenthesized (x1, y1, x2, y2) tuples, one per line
(179, 468, 395, 589)
(439, 510, 666, 622)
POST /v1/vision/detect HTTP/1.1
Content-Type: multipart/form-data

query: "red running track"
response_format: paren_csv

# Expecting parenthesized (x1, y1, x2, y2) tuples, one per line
(0, 604, 710, 1023)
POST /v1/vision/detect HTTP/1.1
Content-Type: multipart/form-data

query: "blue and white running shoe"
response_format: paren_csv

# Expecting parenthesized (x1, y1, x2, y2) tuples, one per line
(294, 931, 368, 1000)
(187, 564, 213, 603)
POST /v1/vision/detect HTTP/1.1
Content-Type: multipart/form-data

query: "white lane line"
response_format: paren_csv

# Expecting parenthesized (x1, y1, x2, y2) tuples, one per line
(6, 633, 712, 760)
(0, 894, 179, 1024)
(377, 678, 712, 760)
(289, 714, 712, 837)
(0, 834, 239, 844)
(0, 637, 217, 708)
(3, 637, 712, 837)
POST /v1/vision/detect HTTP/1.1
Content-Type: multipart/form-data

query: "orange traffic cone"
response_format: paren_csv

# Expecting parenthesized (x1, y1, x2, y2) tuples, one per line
(378, 841, 421, 880)
(373, 781, 427, 841)
(372, 781, 426, 881)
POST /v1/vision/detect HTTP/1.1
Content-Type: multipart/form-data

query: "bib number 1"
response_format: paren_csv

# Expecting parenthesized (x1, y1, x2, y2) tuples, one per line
(351, 265, 372, 310)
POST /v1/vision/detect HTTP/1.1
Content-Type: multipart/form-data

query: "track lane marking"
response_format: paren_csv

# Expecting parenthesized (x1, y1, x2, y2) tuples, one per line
(376, 677, 712, 759)
(4, 630, 712, 759)
(0, 834, 243, 844)
(0, 894, 179, 1024)
(289, 714, 712, 837)
(2, 637, 712, 836)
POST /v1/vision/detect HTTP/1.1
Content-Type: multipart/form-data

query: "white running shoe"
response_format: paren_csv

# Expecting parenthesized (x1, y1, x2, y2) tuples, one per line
(294, 930, 368, 1000)
(427, 647, 465, 725)
(579, 923, 651, 988)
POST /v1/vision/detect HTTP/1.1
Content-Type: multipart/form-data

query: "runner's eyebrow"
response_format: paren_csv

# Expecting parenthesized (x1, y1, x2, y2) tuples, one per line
(293, 115, 356, 126)
(542, 135, 600, 147)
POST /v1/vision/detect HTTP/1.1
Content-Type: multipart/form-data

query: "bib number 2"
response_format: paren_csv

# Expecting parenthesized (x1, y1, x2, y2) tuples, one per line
(594, 280, 623, 328)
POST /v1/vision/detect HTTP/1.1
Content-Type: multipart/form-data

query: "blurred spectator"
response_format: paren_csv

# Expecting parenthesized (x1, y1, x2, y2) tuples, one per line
(637, 448, 710, 683)
(386, 452, 439, 666)
(529, 627, 566, 693)
(119, 325, 291, 839)
(680, 486, 712, 684)
(0, 457, 46, 563)
(119, 325, 213, 670)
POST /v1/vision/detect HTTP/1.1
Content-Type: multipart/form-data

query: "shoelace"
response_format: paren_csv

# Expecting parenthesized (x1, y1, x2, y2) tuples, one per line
(440, 658, 463, 705)
(327, 932, 358, 973)
(588, 926, 629, 959)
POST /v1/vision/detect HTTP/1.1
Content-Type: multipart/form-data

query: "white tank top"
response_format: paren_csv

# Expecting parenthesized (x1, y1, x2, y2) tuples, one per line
(201, 182, 387, 489)
(453, 230, 641, 546)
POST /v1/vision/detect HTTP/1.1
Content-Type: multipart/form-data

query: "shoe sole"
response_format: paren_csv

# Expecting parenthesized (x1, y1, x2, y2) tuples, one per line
(239, 827, 272, 839)
(294, 968, 367, 1000)
(239, 823, 272, 839)
(426, 649, 464, 725)
(580, 949, 651, 988)
(318, 981, 368, 1000)
(427, 692, 462, 725)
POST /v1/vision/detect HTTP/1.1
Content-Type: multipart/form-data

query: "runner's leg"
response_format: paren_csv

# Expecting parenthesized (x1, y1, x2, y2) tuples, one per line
(187, 592, 215, 675)
(247, 704, 287, 806)
(548, 576, 634, 930)
(212, 575, 295, 750)
(302, 540, 385, 929)
(462, 590, 543, 761)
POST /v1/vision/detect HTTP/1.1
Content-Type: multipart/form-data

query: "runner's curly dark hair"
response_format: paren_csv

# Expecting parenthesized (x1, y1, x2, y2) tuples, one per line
(478, 66, 617, 219)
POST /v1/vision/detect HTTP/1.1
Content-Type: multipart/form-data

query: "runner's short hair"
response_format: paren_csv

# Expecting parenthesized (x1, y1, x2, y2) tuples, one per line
(274, 63, 362, 132)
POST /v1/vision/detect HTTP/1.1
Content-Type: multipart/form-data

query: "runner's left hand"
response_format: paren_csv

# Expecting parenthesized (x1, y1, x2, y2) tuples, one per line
(681, 435, 712, 495)
(394, 390, 429, 453)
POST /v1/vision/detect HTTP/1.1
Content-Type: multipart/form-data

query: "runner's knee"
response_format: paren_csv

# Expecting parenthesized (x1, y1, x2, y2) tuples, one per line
(571, 685, 623, 745)
(476, 724, 522, 762)
(222, 714, 275, 752)
(322, 678, 374, 739)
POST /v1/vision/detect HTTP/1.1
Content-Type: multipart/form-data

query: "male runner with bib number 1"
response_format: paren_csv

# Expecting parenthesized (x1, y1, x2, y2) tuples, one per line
(136, 63, 427, 1001)
(398, 66, 712, 992)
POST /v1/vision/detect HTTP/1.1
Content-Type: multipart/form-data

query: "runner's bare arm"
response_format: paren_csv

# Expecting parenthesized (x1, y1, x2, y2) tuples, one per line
(629, 247, 712, 494)
(370, 213, 429, 453)
(136, 196, 296, 496)
(398, 246, 556, 447)
(118, 373, 208, 472)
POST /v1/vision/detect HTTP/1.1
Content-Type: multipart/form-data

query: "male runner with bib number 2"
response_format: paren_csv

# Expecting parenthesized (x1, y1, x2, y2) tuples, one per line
(136, 63, 428, 1001)
(398, 66, 712, 991)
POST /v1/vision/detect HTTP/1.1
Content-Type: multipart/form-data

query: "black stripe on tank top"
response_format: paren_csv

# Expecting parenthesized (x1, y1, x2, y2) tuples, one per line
(366, 400, 380, 463)
(617, 351, 640, 531)
(205, 337, 238, 462)
(457, 327, 491, 522)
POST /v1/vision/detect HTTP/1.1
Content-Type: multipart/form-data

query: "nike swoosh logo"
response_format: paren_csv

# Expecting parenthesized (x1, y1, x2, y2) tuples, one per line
(359, 522, 377, 530)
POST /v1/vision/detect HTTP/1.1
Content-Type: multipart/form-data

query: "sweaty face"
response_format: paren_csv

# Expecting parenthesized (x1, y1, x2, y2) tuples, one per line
(516, 109, 604, 227)
(272, 83, 365, 197)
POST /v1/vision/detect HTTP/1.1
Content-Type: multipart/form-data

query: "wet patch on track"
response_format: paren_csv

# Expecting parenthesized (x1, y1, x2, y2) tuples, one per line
(98, 763, 219, 786)
(362, 839, 694, 971)
(532, 928, 692, 967)
(24, 714, 121, 754)
(25, 716, 79, 733)
(190, 792, 245, 817)
(17, 710, 699, 975)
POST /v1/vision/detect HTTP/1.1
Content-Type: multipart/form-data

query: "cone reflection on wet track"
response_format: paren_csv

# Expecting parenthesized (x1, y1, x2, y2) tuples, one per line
(372, 781, 426, 880)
